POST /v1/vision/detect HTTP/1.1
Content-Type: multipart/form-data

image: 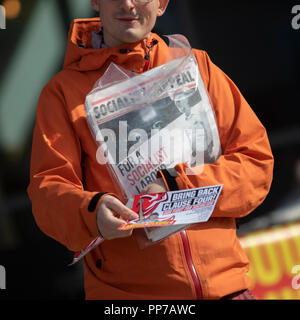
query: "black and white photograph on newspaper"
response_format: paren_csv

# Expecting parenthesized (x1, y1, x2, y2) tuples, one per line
(85, 41, 222, 203)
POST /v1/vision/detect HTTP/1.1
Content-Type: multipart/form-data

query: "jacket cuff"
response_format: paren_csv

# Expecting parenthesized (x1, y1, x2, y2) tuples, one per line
(82, 192, 120, 239)
(88, 192, 108, 212)
(157, 168, 179, 191)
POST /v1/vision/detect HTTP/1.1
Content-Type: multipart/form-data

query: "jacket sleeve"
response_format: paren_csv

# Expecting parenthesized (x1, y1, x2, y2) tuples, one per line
(27, 80, 102, 252)
(170, 50, 274, 218)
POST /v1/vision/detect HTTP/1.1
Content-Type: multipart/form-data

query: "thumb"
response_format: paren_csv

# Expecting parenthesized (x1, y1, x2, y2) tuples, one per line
(106, 197, 139, 221)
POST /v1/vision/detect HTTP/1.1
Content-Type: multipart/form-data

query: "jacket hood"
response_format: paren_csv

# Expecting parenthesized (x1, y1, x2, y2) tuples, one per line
(63, 18, 163, 73)
(63, 18, 192, 74)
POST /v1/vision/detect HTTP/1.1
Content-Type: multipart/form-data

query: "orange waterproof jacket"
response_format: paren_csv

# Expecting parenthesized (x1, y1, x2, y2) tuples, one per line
(27, 18, 274, 299)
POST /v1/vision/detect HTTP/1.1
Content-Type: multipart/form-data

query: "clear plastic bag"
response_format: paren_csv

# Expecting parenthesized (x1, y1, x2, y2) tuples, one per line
(85, 34, 222, 247)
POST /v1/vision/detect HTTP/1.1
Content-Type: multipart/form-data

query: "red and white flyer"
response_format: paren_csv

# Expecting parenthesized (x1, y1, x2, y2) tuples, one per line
(69, 236, 104, 266)
(118, 185, 223, 230)
(69, 185, 222, 265)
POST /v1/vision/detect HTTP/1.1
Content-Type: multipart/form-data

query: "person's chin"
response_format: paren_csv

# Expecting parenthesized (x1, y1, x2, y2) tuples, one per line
(120, 29, 148, 44)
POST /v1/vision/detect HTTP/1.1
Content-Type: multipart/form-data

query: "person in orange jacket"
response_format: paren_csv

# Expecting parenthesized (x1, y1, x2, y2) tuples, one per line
(27, 0, 274, 300)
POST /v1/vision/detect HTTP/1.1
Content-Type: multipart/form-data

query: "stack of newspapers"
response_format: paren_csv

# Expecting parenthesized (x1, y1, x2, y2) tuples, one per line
(85, 37, 221, 243)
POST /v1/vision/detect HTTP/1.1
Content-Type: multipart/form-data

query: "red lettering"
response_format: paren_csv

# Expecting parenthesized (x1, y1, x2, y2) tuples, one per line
(126, 173, 135, 186)
(146, 161, 153, 171)
(141, 163, 149, 175)
(132, 170, 140, 182)
(137, 165, 146, 178)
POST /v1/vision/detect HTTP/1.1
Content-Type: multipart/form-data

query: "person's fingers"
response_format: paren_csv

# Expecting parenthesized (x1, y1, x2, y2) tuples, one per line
(101, 206, 125, 227)
(104, 196, 138, 221)
(98, 206, 133, 239)
(140, 187, 148, 194)
(140, 178, 167, 194)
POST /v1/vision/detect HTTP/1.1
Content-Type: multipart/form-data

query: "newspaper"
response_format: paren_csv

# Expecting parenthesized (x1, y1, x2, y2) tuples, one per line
(85, 36, 221, 243)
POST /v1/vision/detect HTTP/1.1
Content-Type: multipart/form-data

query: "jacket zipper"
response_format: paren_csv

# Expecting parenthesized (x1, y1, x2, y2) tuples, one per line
(142, 38, 158, 73)
(180, 230, 203, 299)
(140, 39, 202, 298)
(143, 56, 150, 73)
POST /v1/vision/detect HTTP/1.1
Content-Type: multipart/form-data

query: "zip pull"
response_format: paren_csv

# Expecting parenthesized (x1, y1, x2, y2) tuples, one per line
(143, 38, 158, 72)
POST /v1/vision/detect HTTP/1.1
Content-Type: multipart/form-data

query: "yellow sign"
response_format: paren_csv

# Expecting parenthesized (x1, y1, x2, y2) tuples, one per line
(240, 222, 300, 299)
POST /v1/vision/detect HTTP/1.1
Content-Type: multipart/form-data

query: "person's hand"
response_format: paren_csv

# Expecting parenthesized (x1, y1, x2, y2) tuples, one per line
(97, 195, 139, 240)
(141, 178, 168, 194)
